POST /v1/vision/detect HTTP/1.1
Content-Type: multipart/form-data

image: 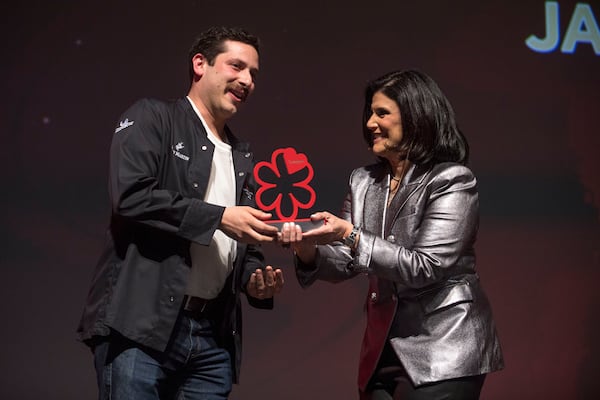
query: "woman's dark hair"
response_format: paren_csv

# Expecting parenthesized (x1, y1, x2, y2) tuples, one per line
(188, 26, 260, 81)
(362, 69, 469, 165)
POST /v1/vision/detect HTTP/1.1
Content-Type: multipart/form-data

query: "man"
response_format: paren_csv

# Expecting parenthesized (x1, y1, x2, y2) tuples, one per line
(77, 26, 284, 399)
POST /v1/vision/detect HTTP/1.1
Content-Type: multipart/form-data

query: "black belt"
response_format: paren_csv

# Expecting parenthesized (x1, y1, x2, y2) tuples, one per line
(183, 295, 213, 319)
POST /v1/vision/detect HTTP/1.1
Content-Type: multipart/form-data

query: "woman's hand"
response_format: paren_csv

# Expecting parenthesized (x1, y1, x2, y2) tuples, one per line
(279, 212, 354, 263)
(302, 212, 353, 244)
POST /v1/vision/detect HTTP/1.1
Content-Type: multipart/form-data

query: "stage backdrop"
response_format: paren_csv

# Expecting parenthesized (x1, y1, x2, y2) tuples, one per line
(1, 0, 598, 399)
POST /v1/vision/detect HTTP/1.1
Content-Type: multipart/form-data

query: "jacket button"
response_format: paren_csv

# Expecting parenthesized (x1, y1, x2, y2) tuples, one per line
(244, 152, 251, 158)
(201, 145, 207, 150)
(169, 296, 174, 302)
(238, 172, 245, 177)
(370, 292, 377, 302)
(193, 182, 199, 188)
(386, 234, 395, 242)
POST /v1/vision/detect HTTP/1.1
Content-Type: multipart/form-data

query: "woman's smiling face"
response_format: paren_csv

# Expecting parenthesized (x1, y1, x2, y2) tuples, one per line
(366, 91, 403, 161)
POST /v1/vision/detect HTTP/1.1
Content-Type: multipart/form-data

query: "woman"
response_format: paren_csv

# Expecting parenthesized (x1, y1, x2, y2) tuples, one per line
(281, 70, 504, 399)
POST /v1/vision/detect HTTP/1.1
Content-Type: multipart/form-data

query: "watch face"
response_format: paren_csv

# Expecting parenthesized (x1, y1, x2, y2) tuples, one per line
(344, 228, 358, 246)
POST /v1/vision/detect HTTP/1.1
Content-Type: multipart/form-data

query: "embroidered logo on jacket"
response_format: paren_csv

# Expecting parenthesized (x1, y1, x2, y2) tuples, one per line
(115, 118, 134, 133)
(243, 187, 254, 200)
(172, 142, 190, 161)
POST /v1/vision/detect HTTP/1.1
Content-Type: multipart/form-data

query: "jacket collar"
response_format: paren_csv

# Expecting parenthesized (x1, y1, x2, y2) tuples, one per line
(362, 162, 431, 237)
(178, 98, 250, 154)
(178, 98, 254, 203)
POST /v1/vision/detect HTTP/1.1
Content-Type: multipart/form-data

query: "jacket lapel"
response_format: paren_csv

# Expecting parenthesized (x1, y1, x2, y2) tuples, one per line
(363, 174, 387, 238)
(227, 130, 253, 292)
(385, 164, 430, 234)
(226, 126, 254, 206)
(232, 149, 253, 205)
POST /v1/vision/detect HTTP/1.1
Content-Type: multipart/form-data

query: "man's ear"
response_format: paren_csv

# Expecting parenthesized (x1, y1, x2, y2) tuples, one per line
(191, 53, 206, 79)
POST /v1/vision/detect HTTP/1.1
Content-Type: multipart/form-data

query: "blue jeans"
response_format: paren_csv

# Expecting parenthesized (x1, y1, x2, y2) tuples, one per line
(94, 313, 232, 400)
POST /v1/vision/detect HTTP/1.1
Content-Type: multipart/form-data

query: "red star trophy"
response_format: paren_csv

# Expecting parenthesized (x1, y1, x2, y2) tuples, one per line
(253, 147, 321, 231)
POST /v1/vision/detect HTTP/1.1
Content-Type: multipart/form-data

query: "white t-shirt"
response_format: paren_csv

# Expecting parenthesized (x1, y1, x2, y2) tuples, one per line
(186, 96, 237, 299)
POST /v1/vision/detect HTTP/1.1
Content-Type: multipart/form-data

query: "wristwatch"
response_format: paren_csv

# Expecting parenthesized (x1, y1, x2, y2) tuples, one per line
(343, 226, 360, 248)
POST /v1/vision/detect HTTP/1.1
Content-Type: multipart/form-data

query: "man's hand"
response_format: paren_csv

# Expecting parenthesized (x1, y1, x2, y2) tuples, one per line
(247, 266, 284, 299)
(279, 222, 318, 264)
(220, 206, 279, 244)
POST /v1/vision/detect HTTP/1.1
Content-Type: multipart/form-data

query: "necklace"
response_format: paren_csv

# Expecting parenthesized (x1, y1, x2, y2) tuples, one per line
(387, 163, 409, 205)
(389, 177, 401, 191)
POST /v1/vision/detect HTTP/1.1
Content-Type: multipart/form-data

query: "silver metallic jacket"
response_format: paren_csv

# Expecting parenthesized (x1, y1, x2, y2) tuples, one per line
(296, 162, 504, 389)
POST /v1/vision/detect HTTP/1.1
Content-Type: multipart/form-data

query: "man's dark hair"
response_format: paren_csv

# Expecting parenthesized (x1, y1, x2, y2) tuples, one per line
(362, 69, 469, 166)
(188, 26, 260, 81)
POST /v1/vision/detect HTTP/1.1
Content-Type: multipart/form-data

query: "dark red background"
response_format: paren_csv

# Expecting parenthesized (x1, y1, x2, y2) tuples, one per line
(2, 1, 598, 398)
